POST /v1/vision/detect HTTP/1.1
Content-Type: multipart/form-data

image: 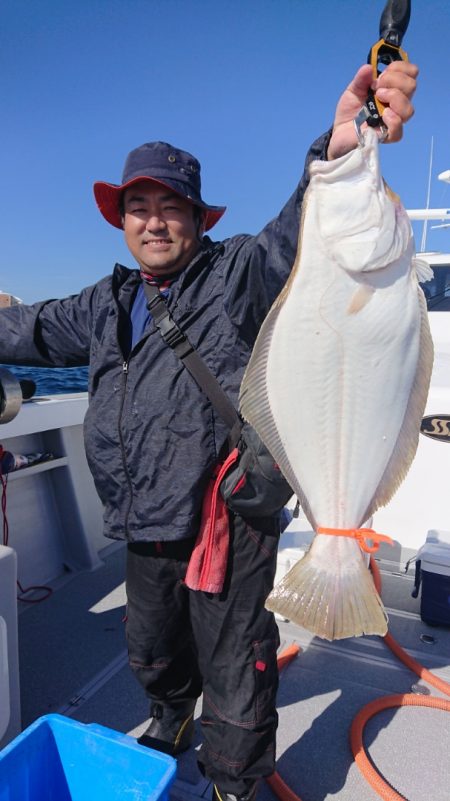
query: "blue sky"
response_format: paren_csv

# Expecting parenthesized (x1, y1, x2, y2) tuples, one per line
(2, 0, 449, 303)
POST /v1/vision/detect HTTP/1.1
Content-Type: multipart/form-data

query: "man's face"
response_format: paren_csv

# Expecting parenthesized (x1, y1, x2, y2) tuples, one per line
(122, 181, 202, 276)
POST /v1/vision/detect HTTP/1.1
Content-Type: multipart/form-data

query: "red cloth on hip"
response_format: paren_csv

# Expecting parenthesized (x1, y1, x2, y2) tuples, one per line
(185, 448, 239, 593)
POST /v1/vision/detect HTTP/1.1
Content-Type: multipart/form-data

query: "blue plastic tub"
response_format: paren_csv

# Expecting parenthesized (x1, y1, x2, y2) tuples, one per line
(0, 713, 177, 801)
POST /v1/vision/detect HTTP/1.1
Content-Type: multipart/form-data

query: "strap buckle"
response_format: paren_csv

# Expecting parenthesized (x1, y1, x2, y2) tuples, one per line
(157, 316, 189, 350)
(146, 293, 165, 313)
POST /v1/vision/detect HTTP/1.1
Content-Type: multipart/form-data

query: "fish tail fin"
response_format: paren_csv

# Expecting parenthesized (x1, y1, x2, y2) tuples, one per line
(266, 542, 388, 641)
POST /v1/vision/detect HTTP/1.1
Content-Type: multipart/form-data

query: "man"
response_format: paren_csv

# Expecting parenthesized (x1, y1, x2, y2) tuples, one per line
(0, 63, 417, 801)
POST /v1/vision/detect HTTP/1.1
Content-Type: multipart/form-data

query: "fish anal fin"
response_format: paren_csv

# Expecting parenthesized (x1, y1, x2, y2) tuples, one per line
(239, 294, 303, 501)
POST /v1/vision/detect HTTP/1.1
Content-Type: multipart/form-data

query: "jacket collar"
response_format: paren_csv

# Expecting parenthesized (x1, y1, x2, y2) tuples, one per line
(111, 236, 222, 305)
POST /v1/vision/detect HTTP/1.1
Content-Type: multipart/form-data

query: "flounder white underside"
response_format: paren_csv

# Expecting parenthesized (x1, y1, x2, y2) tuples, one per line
(239, 129, 433, 639)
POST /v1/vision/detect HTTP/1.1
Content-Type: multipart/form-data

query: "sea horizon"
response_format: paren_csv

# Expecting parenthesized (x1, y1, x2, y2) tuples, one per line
(0, 364, 88, 397)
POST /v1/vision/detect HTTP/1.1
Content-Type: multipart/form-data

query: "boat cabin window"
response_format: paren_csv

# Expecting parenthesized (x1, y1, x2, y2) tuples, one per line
(421, 265, 450, 311)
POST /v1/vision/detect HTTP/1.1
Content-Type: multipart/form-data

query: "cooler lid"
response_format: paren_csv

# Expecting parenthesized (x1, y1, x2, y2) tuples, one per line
(425, 529, 450, 547)
(417, 530, 450, 570)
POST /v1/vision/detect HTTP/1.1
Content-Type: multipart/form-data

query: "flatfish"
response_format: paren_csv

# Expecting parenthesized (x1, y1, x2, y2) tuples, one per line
(239, 127, 434, 640)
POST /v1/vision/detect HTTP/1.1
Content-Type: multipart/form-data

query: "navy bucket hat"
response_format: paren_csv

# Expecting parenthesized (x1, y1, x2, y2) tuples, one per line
(93, 141, 226, 231)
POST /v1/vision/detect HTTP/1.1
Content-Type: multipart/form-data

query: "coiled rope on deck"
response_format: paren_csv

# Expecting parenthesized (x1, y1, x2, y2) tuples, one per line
(268, 556, 450, 801)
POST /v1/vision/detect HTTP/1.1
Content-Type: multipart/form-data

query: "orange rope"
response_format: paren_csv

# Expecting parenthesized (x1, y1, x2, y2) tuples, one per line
(266, 770, 304, 801)
(350, 693, 450, 801)
(268, 557, 450, 801)
(268, 645, 305, 801)
(317, 526, 394, 553)
(349, 557, 450, 801)
(370, 558, 450, 696)
(276, 643, 301, 672)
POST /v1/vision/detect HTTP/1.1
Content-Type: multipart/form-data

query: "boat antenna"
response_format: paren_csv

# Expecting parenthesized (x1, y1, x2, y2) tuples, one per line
(420, 136, 434, 252)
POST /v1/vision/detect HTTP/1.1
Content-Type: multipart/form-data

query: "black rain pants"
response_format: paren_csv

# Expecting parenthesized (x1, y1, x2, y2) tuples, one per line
(125, 513, 280, 796)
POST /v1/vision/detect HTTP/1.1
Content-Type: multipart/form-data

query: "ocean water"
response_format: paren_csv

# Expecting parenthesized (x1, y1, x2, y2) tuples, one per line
(0, 364, 88, 396)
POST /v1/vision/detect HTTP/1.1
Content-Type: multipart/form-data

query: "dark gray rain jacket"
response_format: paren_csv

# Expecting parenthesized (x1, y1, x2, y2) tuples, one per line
(0, 132, 330, 542)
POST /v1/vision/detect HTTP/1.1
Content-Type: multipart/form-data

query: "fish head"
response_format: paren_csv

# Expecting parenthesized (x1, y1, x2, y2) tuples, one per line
(311, 127, 412, 275)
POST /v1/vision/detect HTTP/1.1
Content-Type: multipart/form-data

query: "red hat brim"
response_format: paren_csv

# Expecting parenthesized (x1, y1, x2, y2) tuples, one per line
(93, 176, 226, 232)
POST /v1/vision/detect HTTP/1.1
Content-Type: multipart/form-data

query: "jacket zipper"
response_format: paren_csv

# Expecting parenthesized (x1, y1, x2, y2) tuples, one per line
(119, 359, 134, 538)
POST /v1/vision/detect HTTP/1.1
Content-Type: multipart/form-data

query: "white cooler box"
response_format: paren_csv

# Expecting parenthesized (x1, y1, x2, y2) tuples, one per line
(412, 529, 450, 627)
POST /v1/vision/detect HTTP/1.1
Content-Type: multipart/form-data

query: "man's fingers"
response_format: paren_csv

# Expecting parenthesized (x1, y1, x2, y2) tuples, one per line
(374, 62, 418, 143)
(377, 86, 415, 122)
(375, 67, 418, 100)
(328, 60, 418, 158)
(377, 61, 419, 81)
(382, 108, 404, 143)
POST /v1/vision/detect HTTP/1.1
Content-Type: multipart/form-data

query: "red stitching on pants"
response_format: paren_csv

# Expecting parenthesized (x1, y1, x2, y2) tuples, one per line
(203, 692, 256, 729)
(203, 747, 249, 769)
(245, 526, 273, 558)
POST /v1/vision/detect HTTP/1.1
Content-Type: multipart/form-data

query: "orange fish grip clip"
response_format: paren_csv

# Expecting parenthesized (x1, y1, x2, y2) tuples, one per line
(317, 526, 394, 554)
(354, 0, 410, 142)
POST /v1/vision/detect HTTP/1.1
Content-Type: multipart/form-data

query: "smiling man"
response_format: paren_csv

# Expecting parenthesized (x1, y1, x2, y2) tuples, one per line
(0, 62, 417, 801)
(121, 183, 204, 276)
(95, 140, 223, 277)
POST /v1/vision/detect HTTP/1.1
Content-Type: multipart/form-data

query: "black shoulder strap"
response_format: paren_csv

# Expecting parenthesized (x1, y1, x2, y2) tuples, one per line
(143, 281, 242, 445)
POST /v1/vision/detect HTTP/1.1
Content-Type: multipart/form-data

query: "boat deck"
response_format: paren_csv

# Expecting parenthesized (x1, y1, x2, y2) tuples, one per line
(18, 541, 450, 801)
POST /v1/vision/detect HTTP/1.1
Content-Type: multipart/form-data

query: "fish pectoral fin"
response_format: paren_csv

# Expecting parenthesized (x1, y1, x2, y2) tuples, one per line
(413, 258, 434, 283)
(346, 284, 376, 314)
